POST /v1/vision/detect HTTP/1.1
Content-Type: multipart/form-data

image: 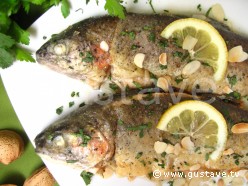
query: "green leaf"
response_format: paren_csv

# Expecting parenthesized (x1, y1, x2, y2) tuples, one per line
(80, 171, 94, 185)
(22, 1, 30, 13)
(0, 13, 12, 33)
(15, 47, 35, 62)
(9, 21, 30, 45)
(25, 0, 47, 5)
(104, 0, 125, 19)
(0, 48, 15, 69)
(0, 0, 20, 16)
(86, 0, 90, 4)
(0, 33, 15, 48)
(61, 0, 70, 18)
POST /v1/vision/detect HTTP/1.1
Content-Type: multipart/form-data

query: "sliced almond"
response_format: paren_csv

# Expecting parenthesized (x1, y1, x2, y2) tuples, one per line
(100, 41, 109, 52)
(154, 141, 167, 154)
(231, 123, 248, 134)
(182, 60, 201, 77)
(181, 136, 194, 151)
(217, 179, 225, 186)
(189, 164, 201, 171)
(231, 177, 245, 186)
(165, 144, 174, 154)
(209, 3, 225, 22)
(192, 14, 207, 20)
(174, 143, 182, 156)
(157, 77, 169, 91)
(134, 53, 145, 68)
(182, 35, 198, 51)
(228, 46, 248, 62)
(223, 86, 233, 94)
(159, 53, 167, 65)
(173, 178, 186, 186)
(223, 148, 234, 156)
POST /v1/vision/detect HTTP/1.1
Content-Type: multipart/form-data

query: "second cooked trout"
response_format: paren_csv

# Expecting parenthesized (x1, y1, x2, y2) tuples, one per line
(35, 92, 248, 181)
(36, 14, 248, 95)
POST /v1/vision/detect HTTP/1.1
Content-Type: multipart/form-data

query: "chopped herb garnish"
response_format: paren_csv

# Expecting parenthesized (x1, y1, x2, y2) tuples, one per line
(184, 161, 189, 166)
(135, 152, 143, 159)
(175, 76, 184, 84)
(172, 38, 181, 47)
(168, 181, 174, 186)
(82, 52, 94, 63)
(69, 101, 75, 108)
(158, 40, 168, 48)
(77, 129, 91, 147)
(150, 73, 157, 80)
(158, 163, 165, 168)
(109, 83, 119, 91)
(140, 160, 146, 166)
(173, 51, 183, 58)
(197, 4, 202, 11)
(194, 147, 201, 152)
(202, 62, 210, 66)
(164, 9, 169, 13)
(47, 134, 53, 140)
(143, 25, 152, 31)
(148, 0, 156, 13)
(129, 31, 136, 40)
(227, 75, 237, 88)
(139, 129, 144, 138)
(227, 91, 241, 100)
(148, 172, 153, 179)
(79, 102, 86, 107)
(56, 106, 63, 115)
(133, 81, 142, 90)
(131, 44, 139, 50)
(204, 145, 215, 150)
(206, 7, 212, 17)
(66, 160, 78, 163)
(80, 171, 94, 185)
(148, 32, 156, 42)
(235, 159, 239, 165)
(161, 152, 167, 158)
(205, 153, 210, 161)
(159, 64, 167, 70)
(71, 91, 76, 97)
(43, 36, 47, 40)
(133, 0, 138, 3)
(117, 119, 124, 125)
(224, 18, 228, 21)
(154, 158, 159, 162)
(76, 92, 80, 97)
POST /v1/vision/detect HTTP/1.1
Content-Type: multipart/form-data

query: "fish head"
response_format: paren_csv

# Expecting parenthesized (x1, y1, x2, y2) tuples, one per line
(36, 34, 110, 89)
(35, 121, 111, 169)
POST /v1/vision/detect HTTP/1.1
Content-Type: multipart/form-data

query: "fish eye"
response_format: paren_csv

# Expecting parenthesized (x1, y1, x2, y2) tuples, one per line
(52, 135, 65, 147)
(54, 43, 67, 55)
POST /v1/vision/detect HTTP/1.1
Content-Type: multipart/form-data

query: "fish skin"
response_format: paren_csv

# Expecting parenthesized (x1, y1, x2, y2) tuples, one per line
(36, 14, 248, 95)
(35, 92, 248, 179)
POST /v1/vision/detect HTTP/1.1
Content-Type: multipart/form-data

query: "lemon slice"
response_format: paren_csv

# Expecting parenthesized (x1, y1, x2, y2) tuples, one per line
(157, 100, 227, 160)
(160, 18, 228, 81)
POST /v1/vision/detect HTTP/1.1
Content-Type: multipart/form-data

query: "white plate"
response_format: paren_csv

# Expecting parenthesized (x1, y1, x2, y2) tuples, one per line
(1, 0, 248, 185)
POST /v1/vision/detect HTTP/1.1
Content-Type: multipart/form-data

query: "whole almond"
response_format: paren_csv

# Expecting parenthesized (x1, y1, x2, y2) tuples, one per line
(0, 130, 24, 165)
(23, 166, 56, 186)
(231, 123, 248, 134)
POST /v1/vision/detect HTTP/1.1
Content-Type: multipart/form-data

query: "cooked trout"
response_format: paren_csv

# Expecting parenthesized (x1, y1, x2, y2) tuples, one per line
(35, 92, 248, 180)
(36, 14, 248, 96)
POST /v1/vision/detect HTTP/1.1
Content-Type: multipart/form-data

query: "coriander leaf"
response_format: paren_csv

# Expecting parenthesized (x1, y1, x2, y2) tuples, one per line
(80, 171, 94, 185)
(15, 47, 35, 62)
(104, 0, 125, 19)
(22, 1, 30, 13)
(0, 33, 15, 48)
(61, 0, 70, 18)
(0, 48, 15, 69)
(25, 0, 48, 5)
(0, 0, 19, 16)
(227, 75, 237, 88)
(9, 22, 30, 45)
(0, 13, 11, 33)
